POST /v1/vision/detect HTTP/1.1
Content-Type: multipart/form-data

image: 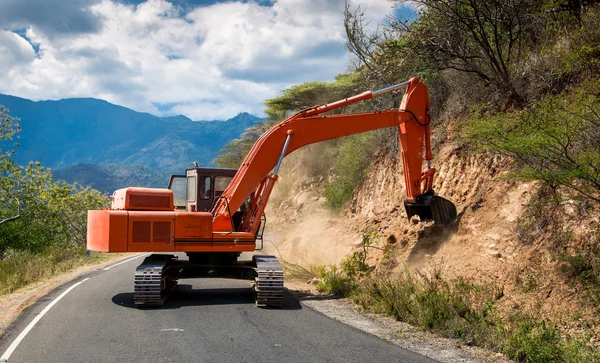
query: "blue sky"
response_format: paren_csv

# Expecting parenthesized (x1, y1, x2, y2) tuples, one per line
(0, 0, 417, 120)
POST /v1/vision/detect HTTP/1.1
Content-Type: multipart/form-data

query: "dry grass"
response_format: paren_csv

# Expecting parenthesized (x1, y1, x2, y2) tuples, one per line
(0, 245, 113, 296)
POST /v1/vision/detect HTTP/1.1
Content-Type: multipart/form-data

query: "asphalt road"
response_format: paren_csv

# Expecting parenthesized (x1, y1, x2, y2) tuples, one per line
(0, 254, 437, 363)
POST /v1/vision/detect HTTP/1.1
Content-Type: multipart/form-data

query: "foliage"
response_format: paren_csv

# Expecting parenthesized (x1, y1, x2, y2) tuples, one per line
(467, 83, 600, 202)
(0, 106, 110, 258)
(316, 265, 356, 297)
(504, 319, 565, 362)
(213, 120, 274, 168)
(387, 1, 542, 104)
(316, 232, 377, 296)
(356, 265, 504, 346)
(557, 223, 600, 310)
(340, 232, 374, 279)
(323, 132, 379, 209)
(351, 264, 599, 361)
(264, 73, 362, 119)
(0, 245, 113, 295)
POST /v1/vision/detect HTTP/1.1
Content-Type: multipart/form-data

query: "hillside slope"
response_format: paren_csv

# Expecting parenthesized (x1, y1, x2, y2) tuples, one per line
(264, 140, 599, 346)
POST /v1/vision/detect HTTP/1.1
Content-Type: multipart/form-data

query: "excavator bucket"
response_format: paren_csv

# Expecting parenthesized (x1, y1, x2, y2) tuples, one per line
(404, 195, 457, 225)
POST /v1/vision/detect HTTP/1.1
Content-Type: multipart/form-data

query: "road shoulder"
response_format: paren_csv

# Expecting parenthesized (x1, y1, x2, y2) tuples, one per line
(286, 281, 509, 363)
(0, 253, 135, 337)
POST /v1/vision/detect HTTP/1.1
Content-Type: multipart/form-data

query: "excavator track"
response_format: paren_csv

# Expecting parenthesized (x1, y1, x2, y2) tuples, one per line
(134, 254, 178, 307)
(252, 255, 284, 307)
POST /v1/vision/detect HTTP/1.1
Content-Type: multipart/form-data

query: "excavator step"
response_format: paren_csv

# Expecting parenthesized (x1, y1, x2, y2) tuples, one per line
(253, 255, 284, 307)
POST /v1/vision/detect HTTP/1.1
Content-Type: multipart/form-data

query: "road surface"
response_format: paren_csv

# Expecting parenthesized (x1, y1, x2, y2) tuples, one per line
(0, 254, 436, 363)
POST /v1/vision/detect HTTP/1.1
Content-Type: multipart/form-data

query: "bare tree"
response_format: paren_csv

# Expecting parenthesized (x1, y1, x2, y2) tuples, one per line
(398, 0, 545, 104)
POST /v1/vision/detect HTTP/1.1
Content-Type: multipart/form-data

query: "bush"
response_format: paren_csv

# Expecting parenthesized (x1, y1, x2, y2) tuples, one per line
(316, 265, 356, 297)
(466, 83, 600, 203)
(558, 241, 600, 310)
(323, 132, 378, 209)
(504, 319, 564, 362)
(356, 265, 504, 347)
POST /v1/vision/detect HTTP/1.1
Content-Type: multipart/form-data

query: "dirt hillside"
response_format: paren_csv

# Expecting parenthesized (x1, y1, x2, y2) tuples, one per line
(264, 140, 599, 337)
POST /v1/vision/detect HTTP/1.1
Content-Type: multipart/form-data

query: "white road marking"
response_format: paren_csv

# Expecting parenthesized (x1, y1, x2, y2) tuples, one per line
(103, 253, 151, 271)
(0, 278, 90, 363)
(159, 328, 184, 332)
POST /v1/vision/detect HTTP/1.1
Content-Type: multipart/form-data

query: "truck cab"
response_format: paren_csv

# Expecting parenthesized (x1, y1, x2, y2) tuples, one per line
(167, 167, 237, 213)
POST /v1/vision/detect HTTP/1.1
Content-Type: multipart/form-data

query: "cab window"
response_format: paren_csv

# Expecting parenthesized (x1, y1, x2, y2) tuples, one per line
(186, 175, 196, 202)
(169, 176, 187, 208)
(200, 176, 212, 200)
(214, 176, 233, 197)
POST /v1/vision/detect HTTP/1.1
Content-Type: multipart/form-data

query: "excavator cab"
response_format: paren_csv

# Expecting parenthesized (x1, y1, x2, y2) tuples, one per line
(168, 167, 237, 212)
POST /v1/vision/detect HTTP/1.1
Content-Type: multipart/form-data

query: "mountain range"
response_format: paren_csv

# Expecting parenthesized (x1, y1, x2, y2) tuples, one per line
(0, 94, 261, 192)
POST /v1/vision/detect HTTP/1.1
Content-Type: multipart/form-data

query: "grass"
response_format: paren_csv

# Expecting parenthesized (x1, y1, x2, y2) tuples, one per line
(0, 244, 115, 296)
(316, 249, 600, 362)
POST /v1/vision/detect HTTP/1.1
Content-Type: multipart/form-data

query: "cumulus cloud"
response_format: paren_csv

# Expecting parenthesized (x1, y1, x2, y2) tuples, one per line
(0, 0, 398, 120)
(0, 0, 103, 35)
(0, 30, 36, 69)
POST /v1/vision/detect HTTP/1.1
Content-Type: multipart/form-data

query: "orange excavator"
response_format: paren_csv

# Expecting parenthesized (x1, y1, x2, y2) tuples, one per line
(87, 77, 457, 307)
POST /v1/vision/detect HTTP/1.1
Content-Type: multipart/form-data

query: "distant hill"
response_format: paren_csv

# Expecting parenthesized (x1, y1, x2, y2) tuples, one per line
(0, 94, 262, 173)
(52, 163, 170, 194)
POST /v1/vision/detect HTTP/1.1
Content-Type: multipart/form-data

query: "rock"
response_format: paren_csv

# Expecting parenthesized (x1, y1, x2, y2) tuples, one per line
(387, 234, 397, 244)
(307, 277, 320, 285)
(485, 249, 502, 258)
(295, 192, 310, 207)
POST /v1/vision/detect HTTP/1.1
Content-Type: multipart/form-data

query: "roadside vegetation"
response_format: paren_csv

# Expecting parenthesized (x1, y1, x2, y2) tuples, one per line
(215, 0, 600, 360)
(316, 235, 600, 362)
(0, 106, 110, 295)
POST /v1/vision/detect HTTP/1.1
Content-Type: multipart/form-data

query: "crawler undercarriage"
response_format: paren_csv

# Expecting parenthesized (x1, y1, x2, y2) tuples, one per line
(133, 253, 284, 308)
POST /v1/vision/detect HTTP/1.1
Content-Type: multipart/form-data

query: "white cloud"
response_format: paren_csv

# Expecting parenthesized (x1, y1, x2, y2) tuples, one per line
(0, 31, 36, 70)
(0, 0, 396, 120)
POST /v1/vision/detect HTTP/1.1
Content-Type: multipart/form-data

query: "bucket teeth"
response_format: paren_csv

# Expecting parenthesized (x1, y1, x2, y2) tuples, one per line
(253, 255, 284, 307)
(404, 195, 457, 225)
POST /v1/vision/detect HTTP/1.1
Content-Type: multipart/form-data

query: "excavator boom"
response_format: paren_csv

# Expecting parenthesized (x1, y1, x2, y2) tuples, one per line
(212, 77, 456, 232)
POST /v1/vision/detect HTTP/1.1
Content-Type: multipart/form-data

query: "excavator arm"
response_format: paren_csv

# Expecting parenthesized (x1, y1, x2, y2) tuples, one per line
(212, 78, 457, 233)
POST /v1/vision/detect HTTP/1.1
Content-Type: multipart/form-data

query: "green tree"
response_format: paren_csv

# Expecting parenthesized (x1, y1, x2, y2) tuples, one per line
(0, 106, 110, 256)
